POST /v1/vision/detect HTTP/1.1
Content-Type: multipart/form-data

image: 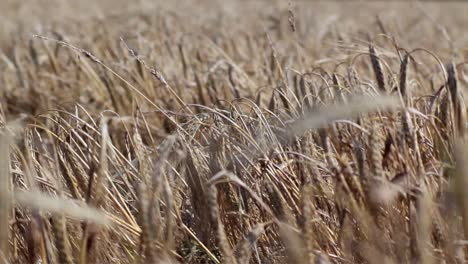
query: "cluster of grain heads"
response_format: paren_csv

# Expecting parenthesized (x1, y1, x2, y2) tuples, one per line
(2, 2, 468, 263)
(2, 46, 462, 263)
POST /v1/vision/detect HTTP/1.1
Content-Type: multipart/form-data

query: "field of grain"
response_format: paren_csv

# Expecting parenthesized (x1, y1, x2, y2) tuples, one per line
(1, 1, 468, 263)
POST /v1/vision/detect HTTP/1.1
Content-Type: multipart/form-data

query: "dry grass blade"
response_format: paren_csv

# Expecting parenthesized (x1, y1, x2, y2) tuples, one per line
(287, 95, 399, 137)
(14, 190, 112, 227)
(0, 131, 11, 263)
(454, 140, 468, 240)
(277, 222, 306, 264)
(234, 222, 270, 264)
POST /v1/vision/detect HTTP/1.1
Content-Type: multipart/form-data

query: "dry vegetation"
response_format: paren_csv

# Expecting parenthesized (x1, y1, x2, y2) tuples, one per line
(1, 1, 468, 263)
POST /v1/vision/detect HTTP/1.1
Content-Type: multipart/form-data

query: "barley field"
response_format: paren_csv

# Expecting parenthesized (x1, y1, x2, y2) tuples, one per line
(1, 1, 468, 263)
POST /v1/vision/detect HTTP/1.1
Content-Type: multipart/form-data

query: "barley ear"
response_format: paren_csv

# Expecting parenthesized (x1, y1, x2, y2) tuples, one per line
(369, 44, 386, 92)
